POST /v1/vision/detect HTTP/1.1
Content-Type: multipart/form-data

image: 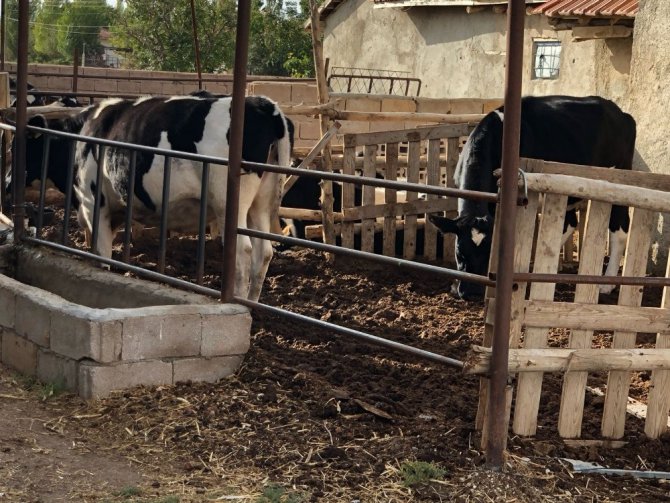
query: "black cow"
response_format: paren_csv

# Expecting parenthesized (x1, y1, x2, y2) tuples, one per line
(429, 95, 636, 300)
(73, 94, 293, 301)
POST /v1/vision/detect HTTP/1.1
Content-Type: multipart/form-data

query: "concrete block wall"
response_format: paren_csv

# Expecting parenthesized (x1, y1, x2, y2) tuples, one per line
(0, 249, 251, 399)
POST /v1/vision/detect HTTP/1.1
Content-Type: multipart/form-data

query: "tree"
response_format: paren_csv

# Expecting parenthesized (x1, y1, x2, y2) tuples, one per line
(247, 0, 313, 77)
(3, 0, 39, 62)
(112, 0, 236, 73)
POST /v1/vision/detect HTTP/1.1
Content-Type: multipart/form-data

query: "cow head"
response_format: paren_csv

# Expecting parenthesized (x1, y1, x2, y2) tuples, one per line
(428, 213, 494, 300)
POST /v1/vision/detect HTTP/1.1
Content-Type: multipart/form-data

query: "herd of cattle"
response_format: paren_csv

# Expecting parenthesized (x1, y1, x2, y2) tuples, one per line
(3, 86, 637, 301)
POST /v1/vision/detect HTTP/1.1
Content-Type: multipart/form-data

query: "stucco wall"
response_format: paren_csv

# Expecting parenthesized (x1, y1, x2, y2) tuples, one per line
(627, 0, 670, 271)
(323, 1, 632, 104)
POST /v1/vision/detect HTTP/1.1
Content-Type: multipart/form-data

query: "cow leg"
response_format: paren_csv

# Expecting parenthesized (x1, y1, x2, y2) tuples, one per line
(600, 205, 630, 294)
(246, 173, 282, 302)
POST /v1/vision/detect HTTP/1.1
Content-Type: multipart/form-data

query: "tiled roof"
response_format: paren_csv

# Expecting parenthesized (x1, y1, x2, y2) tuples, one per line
(532, 0, 639, 18)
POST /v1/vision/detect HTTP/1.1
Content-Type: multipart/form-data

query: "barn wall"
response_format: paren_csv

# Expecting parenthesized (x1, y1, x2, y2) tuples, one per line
(627, 0, 670, 273)
(322, 1, 631, 105)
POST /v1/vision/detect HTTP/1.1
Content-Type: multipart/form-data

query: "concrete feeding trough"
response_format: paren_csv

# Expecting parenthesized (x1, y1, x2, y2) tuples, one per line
(0, 245, 251, 398)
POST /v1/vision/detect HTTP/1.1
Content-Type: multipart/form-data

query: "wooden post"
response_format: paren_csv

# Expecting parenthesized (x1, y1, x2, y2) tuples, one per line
(382, 143, 399, 256)
(602, 208, 655, 438)
(557, 200, 611, 438)
(0, 71, 9, 210)
(403, 138, 420, 259)
(361, 144, 377, 253)
(424, 138, 440, 260)
(443, 137, 460, 263)
(341, 144, 356, 249)
(512, 193, 568, 436)
(309, 0, 336, 253)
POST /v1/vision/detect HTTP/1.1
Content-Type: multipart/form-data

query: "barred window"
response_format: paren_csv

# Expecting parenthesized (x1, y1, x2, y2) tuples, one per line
(533, 40, 561, 80)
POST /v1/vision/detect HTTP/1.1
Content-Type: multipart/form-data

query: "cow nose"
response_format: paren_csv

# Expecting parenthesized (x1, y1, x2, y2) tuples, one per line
(458, 284, 485, 302)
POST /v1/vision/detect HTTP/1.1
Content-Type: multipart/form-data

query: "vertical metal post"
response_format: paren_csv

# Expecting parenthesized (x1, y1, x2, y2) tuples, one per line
(73, 46, 80, 93)
(485, 0, 525, 469)
(196, 162, 210, 285)
(1, 0, 6, 71)
(158, 156, 171, 274)
(221, 0, 251, 302)
(12, 0, 29, 239)
(123, 150, 137, 263)
(36, 135, 51, 235)
(190, 0, 203, 90)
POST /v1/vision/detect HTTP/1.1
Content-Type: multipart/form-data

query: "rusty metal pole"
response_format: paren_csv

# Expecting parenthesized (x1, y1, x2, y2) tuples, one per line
(221, 0, 251, 302)
(1, 0, 6, 71)
(12, 0, 28, 239)
(190, 0, 203, 90)
(485, 0, 525, 468)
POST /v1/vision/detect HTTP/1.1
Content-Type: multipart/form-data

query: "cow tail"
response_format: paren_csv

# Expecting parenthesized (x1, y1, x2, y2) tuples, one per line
(275, 108, 293, 168)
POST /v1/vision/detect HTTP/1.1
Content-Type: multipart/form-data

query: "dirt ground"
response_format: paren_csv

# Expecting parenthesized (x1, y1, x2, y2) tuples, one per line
(2, 211, 670, 502)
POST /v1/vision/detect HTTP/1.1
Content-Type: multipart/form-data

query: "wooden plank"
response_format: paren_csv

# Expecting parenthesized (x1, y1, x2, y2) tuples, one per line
(424, 139, 441, 260)
(602, 208, 656, 439)
(341, 146, 356, 249)
(523, 158, 670, 193)
(403, 140, 420, 260)
(443, 137, 460, 263)
(344, 123, 473, 148)
(476, 194, 538, 434)
(513, 193, 568, 437)
(361, 144, 378, 253)
(383, 143, 399, 257)
(645, 257, 670, 438)
(518, 172, 670, 214)
(343, 198, 454, 221)
(558, 200, 611, 438)
(524, 301, 670, 333)
(465, 346, 670, 374)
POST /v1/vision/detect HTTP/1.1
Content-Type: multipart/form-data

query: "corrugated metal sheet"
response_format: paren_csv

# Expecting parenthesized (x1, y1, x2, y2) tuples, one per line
(532, 0, 639, 18)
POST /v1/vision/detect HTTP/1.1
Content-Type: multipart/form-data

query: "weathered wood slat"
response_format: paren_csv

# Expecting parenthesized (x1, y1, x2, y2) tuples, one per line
(343, 198, 454, 221)
(645, 258, 670, 438)
(558, 200, 611, 438)
(403, 140, 420, 260)
(524, 158, 670, 192)
(513, 193, 568, 437)
(344, 123, 473, 148)
(341, 146, 356, 249)
(465, 346, 670, 374)
(383, 143, 399, 257)
(602, 208, 656, 439)
(361, 144, 378, 253)
(424, 139, 441, 260)
(443, 137, 460, 263)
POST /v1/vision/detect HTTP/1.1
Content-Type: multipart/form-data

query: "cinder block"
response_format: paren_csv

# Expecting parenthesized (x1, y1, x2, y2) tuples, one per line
(201, 311, 251, 357)
(37, 349, 78, 392)
(416, 98, 453, 114)
(345, 97, 381, 112)
(78, 359, 172, 399)
(81, 67, 108, 77)
(15, 293, 61, 348)
(2, 330, 38, 376)
(117, 80, 141, 94)
(381, 98, 416, 113)
(162, 82, 186, 95)
(449, 99, 484, 115)
(51, 312, 122, 363)
(122, 308, 201, 360)
(173, 355, 244, 384)
(369, 121, 406, 133)
(139, 81, 164, 95)
(290, 84, 318, 105)
(300, 121, 322, 141)
(93, 79, 118, 93)
(76, 79, 95, 92)
(248, 82, 291, 104)
(46, 76, 72, 92)
(0, 284, 16, 329)
(339, 120, 371, 135)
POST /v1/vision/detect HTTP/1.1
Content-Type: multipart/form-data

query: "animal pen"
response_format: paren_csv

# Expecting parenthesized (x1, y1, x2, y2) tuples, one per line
(4, 0, 670, 473)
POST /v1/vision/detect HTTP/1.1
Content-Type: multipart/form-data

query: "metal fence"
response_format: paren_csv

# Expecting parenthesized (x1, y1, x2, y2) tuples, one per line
(328, 66, 421, 97)
(1, 117, 500, 370)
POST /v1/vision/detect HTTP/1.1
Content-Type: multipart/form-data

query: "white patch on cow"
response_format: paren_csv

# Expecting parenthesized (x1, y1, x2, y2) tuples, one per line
(93, 98, 124, 118)
(561, 224, 576, 247)
(166, 95, 201, 103)
(494, 109, 504, 122)
(133, 96, 154, 106)
(471, 228, 486, 247)
(455, 133, 473, 214)
(26, 94, 36, 105)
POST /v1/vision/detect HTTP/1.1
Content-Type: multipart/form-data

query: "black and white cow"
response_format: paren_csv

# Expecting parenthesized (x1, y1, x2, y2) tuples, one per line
(71, 94, 293, 301)
(429, 95, 636, 300)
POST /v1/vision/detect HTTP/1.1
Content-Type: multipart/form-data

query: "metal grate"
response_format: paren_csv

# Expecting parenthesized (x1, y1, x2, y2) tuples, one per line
(328, 67, 421, 96)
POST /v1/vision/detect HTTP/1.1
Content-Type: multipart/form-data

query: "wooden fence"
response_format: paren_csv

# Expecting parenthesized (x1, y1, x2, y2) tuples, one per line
(473, 158, 670, 442)
(303, 123, 476, 262)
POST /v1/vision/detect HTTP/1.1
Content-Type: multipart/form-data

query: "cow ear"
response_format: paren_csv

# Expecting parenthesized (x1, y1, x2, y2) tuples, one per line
(27, 114, 48, 138)
(428, 214, 459, 235)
